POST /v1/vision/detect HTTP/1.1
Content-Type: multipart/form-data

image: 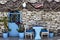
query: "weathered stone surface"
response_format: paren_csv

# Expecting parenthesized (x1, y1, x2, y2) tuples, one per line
(22, 10, 60, 30)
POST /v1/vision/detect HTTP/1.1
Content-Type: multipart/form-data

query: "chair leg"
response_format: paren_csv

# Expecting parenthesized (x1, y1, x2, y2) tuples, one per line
(31, 34, 32, 39)
(25, 35, 26, 39)
(41, 34, 43, 38)
(46, 34, 49, 38)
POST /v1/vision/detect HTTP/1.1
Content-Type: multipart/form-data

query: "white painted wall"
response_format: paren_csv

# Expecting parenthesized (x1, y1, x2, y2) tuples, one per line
(27, 0, 38, 3)
(47, 0, 52, 2)
(55, 0, 60, 2)
(0, 0, 8, 4)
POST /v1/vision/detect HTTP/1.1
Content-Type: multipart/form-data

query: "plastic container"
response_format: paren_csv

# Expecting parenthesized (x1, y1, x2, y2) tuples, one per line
(19, 33, 24, 39)
(49, 32, 54, 38)
(3, 33, 8, 38)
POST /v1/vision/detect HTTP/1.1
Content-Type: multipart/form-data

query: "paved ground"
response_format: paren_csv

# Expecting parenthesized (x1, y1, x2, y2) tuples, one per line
(0, 36, 60, 40)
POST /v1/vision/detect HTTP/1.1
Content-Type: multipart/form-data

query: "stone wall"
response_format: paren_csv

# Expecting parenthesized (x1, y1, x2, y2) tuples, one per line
(22, 9, 60, 30)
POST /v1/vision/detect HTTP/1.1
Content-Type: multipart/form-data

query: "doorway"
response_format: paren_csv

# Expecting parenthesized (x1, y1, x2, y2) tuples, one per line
(8, 11, 22, 36)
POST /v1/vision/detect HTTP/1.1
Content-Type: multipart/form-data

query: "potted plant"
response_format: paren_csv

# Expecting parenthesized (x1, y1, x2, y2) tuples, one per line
(49, 30, 54, 38)
(17, 26, 25, 39)
(2, 29, 8, 38)
(2, 17, 11, 38)
(16, 21, 25, 39)
(2, 28, 11, 38)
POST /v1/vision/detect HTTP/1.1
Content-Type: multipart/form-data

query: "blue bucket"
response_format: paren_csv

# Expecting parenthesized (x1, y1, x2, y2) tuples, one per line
(49, 33, 54, 38)
(3, 33, 8, 38)
(19, 33, 24, 39)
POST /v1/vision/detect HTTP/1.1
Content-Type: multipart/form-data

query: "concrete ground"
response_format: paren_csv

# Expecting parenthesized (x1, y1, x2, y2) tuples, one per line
(0, 36, 60, 40)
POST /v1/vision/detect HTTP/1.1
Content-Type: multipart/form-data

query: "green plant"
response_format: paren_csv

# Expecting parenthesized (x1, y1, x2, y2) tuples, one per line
(3, 17, 8, 29)
(17, 27, 25, 33)
(49, 29, 53, 33)
(2, 17, 11, 33)
(0, 20, 3, 22)
(2, 29, 11, 33)
(2, 29, 8, 33)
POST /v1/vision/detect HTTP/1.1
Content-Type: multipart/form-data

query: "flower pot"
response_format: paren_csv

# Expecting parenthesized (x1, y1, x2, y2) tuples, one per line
(49, 32, 54, 38)
(3, 33, 8, 38)
(19, 32, 24, 39)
